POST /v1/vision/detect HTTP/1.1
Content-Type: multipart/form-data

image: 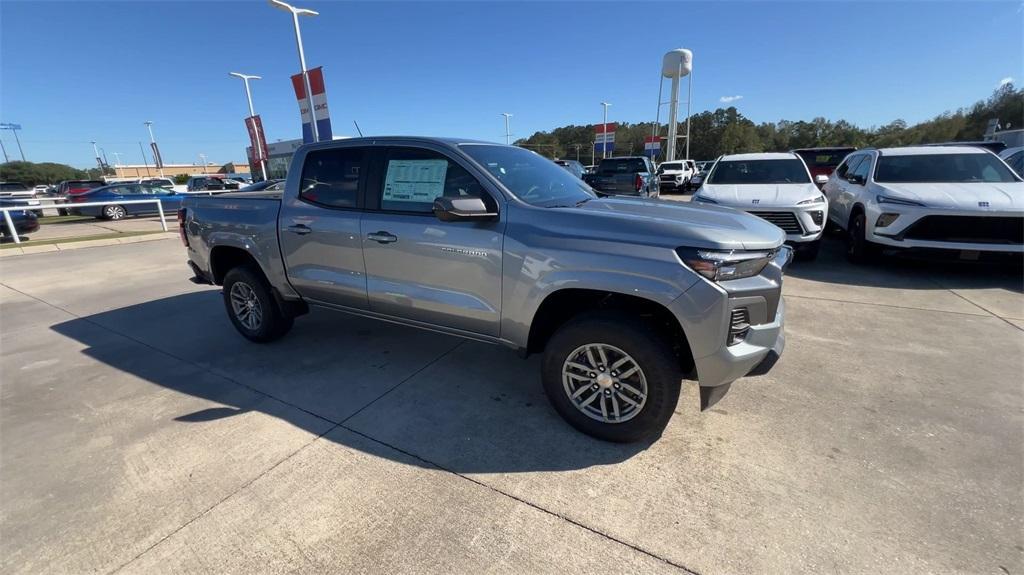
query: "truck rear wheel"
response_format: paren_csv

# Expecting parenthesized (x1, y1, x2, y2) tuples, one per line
(541, 312, 682, 442)
(222, 265, 293, 343)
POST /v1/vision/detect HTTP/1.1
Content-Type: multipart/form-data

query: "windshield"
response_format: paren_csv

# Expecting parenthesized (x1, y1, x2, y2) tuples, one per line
(459, 144, 595, 208)
(659, 162, 682, 172)
(875, 153, 1020, 183)
(708, 159, 811, 184)
(0, 183, 29, 191)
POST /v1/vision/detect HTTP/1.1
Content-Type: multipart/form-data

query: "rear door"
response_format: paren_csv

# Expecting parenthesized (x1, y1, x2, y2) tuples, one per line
(826, 154, 864, 227)
(360, 145, 504, 336)
(278, 145, 369, 309)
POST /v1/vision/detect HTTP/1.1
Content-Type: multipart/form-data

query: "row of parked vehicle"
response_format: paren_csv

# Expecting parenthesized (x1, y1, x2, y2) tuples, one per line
(575, 142, 1022, 263)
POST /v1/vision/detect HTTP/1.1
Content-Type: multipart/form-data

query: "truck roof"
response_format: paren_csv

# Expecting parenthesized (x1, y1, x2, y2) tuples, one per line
(719, 152, 799, 161)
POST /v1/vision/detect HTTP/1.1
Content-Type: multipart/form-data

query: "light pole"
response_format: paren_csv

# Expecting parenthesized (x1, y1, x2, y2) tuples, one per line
(269, 0, 320, 143)
(112, 152, 124, 175)
(229, 72, 269, 181)
(501, 113, 513, 145)
(91, 141, 102, 170)
(144, 121, 164, 177)
(600, 102, 611, 159)
(0, 123, 25, 161)
(138, 142, 151, 177)
(0, 139, 8, 163)
(199, 153, 208, 173)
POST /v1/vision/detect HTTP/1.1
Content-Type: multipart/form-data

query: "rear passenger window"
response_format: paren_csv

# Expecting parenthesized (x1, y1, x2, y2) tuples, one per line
(300, 148, 364, 208)
(379, 148, 487, 213)
(850, 155, 872, 182)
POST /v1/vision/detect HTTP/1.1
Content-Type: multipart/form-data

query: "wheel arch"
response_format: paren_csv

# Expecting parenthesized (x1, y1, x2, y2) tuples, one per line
(526, 288, 694, 374)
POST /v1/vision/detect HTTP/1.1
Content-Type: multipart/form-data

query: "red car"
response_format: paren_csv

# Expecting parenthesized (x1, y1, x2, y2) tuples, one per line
(793, 147, 856, 188)
(58, 180, 106, 197)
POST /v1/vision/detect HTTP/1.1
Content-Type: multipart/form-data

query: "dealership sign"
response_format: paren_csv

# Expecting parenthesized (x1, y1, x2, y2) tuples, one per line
(594, 122, 616, 155)
(291, 67, 333, 144)
(644, 135, 661, 157)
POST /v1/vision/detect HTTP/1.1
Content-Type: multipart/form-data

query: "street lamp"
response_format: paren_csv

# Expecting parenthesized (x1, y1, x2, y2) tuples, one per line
(600, 102, 612, 159)
(0, 123, 26, 161)
(144, 121, 165, 177)
(501, 113, 513, 145)
(112, 152, 124, 175)
(269, 0, 320, 143)
(230, 72, 269, 181)
(90, 141, 103, 170)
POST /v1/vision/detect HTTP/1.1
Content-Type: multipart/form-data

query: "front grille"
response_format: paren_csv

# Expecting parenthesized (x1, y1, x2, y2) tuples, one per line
(659, 175, 678, 184)
(750, 211, 803, 234)
(901, 216, 1023, 245)
(728, 308, 750, 346)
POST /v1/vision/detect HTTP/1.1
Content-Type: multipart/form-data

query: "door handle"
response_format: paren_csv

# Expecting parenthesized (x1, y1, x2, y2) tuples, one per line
(367, 231, 398, 244)
(286, 224, 311, 235)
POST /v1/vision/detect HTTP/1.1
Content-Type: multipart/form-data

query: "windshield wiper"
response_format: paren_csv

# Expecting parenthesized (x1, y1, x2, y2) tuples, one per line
(575, 197, 593, 206)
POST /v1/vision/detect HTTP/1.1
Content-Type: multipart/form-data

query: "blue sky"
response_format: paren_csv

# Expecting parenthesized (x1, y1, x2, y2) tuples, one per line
(1, 1, 1021, 168)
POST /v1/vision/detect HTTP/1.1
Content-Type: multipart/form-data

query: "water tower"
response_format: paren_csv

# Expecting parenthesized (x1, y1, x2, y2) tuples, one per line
(659, 48, 692, 162)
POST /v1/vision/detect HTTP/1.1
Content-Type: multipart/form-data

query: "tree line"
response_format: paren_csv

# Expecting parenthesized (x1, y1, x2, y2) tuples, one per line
(0, 161, 113, 187)
(516, 84, 1022, 163)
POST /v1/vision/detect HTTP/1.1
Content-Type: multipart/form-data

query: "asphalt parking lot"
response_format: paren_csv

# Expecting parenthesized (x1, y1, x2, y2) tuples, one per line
(1, 234, 1022, 574)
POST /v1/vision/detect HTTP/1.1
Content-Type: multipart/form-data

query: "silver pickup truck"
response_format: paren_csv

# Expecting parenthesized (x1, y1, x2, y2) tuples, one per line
(180, 137, 790, 442)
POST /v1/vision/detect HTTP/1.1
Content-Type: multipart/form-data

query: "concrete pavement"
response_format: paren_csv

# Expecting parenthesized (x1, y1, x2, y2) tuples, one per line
(1, 238, 1021, 574)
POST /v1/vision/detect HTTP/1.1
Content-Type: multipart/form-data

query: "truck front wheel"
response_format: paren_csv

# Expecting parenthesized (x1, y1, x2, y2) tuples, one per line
(222, 265, 293, 343)
(541, 312, 682, 442)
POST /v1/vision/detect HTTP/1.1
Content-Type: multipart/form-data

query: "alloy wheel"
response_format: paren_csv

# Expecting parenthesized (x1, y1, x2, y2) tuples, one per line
(562, 343, 648, 423)
(229, 281, 263, 331)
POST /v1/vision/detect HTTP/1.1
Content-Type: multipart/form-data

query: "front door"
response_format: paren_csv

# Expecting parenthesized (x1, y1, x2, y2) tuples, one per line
(278, 146, 369, 309)
(360, 146, 504, 337)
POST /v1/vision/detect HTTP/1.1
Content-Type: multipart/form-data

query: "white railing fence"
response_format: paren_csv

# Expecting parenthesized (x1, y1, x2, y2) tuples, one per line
(0, 199, 169, 245)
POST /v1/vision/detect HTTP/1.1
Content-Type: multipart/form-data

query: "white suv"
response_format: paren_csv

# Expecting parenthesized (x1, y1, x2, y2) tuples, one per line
(822, 146, 1024, 262)
(693, 152, 828, 260)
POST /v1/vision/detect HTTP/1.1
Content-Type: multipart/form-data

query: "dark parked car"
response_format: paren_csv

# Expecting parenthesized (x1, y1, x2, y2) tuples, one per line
(70, 183, 184, 220)
(793, 147, 856, 189)
(186, 176, 228, 193)
(582, 156, 659, 197)
(0, 199, 40, 238)
(238, 179, 285, 192)
(553, 159, 586, 179)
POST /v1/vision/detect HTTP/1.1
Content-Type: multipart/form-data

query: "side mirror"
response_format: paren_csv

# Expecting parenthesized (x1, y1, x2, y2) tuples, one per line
(815, 174, 829, 185)
(690, 175, 704, 187)
(432, 196, 497, 222)
(848, 174, 865, 185)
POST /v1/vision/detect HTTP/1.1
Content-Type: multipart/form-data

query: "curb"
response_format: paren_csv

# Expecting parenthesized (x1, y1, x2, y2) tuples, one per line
(0, 232, 178, 257)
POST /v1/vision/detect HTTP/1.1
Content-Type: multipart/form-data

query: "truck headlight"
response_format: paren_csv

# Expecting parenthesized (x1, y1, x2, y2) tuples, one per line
(676, 248, 775, 282)
(877, 195, 925, 207)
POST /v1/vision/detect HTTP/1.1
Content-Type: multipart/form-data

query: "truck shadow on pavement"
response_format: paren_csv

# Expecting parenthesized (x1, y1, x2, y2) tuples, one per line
(51, 290, 651, 473)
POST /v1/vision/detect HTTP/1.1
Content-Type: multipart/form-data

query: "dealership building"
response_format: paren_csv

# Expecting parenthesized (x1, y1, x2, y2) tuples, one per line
(113, 162, 250, 179)
(249, 136, 350, 180)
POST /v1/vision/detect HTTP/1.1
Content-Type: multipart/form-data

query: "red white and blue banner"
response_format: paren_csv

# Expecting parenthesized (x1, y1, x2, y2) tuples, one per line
(594, 122, 616, 155)
(644, 135, 661, 157)
(291, 67, 333, 144)
(245, 115, 269, 161)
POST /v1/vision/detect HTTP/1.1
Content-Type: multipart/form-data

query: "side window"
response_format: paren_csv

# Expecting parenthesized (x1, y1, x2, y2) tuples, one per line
(850, 155, 872, 183)
(379, 147, 487, 214)
(835, 155, 862, 179)
(299, 147, 365, 209)
(1008, 151, 1024, 175)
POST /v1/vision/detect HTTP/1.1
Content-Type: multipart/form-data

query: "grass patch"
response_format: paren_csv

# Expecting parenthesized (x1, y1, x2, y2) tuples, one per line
(1, 230, 167, 250)
(38, 215, 95, 224)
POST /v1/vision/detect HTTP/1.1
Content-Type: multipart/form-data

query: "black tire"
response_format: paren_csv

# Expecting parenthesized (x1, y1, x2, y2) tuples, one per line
(222, 265, 293, 343)
(103, 204, 127, 220)
(541, 312, 682, 442)
(846, 211, 879, 264)
(795, 239, 821, 261)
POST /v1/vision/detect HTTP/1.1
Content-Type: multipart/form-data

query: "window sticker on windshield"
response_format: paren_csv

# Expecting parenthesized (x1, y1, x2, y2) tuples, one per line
(383, 159, 448, 203)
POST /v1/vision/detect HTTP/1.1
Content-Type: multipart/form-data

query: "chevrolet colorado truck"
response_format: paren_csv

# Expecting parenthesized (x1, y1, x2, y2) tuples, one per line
(181, 137, 790, 442)
(582, 156, 660, 197)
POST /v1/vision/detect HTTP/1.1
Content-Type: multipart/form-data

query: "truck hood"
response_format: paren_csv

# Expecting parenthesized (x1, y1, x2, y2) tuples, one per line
(874, 182, 1024, 211)
(558, 196, 785, 251)
(698, 183, 822, 207)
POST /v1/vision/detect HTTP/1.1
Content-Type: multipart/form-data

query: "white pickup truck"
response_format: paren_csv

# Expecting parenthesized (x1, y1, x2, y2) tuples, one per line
(657, 160, 697, 193)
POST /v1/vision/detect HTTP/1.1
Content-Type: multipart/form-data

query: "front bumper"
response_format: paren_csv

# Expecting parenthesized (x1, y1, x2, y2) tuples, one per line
(670, 247, 790, 390)
(866, 205, 1024, 253)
